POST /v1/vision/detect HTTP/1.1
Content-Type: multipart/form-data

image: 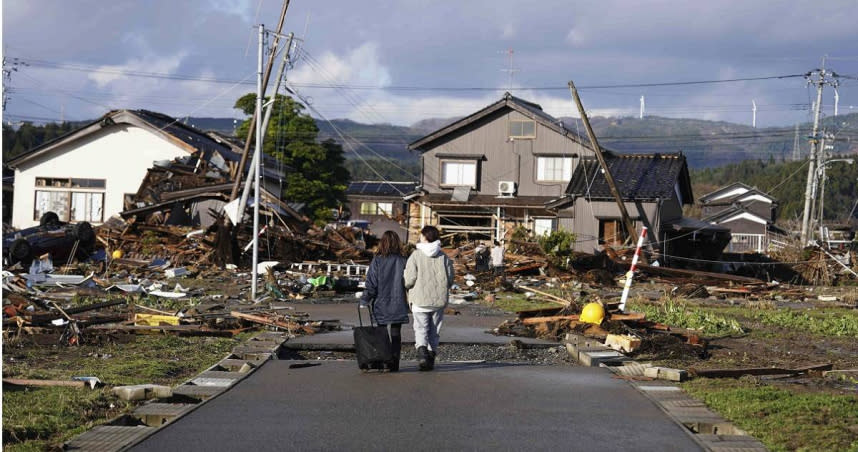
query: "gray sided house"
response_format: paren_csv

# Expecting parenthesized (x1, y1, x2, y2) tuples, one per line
(408, 93, 592, 240)
(346, 181, 417, 241)
(549, 153, 730, 265)
(699, 182, 784, 253)
(407, 93, 729, 264)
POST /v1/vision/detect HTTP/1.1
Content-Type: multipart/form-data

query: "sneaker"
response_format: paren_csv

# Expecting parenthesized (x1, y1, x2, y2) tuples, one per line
(417, 346, 430, 371)
(427, 349, 436, 371)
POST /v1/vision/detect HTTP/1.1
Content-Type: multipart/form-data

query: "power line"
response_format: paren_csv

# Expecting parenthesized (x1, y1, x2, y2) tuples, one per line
(16, 57, 807, 91)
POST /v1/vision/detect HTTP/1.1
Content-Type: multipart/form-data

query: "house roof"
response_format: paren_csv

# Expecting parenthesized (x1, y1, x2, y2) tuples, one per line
(699, 182, 777, 204)
(346, 181, 418, 197)
(564, 153, 693, 203)
(702, 204, 787, 234)
(7, 109, 241, 167)
(408, 92, 586, 151)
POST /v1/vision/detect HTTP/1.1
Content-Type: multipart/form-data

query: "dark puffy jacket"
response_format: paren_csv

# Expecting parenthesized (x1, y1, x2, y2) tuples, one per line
(361, 255, 409, 325)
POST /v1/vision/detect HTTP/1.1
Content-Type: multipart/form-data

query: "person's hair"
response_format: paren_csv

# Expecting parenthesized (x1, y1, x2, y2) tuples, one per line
(493, 240, 500, 246)
(376, 230, 403, 257)
(420, 225, 440, 243)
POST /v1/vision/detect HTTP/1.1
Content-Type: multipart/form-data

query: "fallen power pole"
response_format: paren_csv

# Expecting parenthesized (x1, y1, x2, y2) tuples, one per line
(568, 81, 641, 252)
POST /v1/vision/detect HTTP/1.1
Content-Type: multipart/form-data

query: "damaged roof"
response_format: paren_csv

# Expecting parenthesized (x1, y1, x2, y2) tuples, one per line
(408, 92, 586, 151)
(565, 153, 693, 203)
(8, 109, 239, 167)
(346, 181, 418, 197)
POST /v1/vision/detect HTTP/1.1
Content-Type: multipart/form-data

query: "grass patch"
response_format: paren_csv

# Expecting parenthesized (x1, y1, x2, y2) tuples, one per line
(628, 299, 745, 336)
(752, 308, 858, 338)
(484, 293, 562, 313)
(2, 333, 248, 450)
(682, 378, 858, 452)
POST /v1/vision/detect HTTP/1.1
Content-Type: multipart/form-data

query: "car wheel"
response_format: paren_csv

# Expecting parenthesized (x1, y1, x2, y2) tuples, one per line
(40, 211, 61, 228)
(9, 238, 32, 264)
(72, 222, 95, 246)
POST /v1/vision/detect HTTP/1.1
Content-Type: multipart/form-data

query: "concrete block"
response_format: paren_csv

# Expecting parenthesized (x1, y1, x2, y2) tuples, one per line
(112, 384, 172, 402)
(645, 366, 689, 382)
(132, 403, 195, 427)
(604, 334, 641, 353)
(578, 350, 629, 367)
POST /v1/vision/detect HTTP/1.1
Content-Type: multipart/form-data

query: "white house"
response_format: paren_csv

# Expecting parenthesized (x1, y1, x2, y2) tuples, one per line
(7, 110, 245, 229)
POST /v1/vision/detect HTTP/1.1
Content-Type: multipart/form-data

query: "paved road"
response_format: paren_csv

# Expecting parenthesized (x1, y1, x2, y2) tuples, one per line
(132, 360, 701, 451)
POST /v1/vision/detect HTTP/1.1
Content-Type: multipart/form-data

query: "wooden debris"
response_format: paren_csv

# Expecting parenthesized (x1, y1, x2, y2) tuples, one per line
(689, 363, 833, 378)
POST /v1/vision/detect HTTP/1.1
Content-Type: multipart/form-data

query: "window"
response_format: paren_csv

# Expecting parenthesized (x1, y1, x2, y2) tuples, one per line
(537, 157, 572, 182)
(441, 160, 477, 187)
(533, 218, 554, 236)
(359, 202, 394, 216)
(33, 177, 105, 222)
(509, 120, 536, 138)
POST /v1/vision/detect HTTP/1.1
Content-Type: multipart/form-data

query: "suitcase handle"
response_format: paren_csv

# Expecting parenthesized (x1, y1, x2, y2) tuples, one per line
(357, 304, 377, 327)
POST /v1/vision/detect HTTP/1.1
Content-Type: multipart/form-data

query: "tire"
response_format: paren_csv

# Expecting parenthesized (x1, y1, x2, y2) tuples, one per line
(72, 222, 95, 246)
(9, 238, 32, 264)
(40, 212, 61, 228)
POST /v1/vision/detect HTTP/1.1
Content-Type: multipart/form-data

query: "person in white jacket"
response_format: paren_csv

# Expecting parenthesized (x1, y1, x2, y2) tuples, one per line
(403, 226, 454, 371)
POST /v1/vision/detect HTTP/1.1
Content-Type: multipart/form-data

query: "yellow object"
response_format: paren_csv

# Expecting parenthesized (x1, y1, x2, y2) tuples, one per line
(112, 249, 124, 259)
(134, 313, 180, 326)
(580, 302, 606, 325)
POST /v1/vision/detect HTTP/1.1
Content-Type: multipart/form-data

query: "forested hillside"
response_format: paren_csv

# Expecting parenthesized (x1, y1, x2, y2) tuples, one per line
(691, 157, 858, 222)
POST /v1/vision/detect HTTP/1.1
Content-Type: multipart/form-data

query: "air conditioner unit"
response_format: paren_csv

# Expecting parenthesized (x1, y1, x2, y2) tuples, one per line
(498, 181, 517, 197)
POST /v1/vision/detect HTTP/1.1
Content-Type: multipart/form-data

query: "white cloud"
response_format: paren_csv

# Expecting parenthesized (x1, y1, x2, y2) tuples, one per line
(565, 28, 586, 47)
(88, 54, 186, 88)
(501, 23, 517, 39)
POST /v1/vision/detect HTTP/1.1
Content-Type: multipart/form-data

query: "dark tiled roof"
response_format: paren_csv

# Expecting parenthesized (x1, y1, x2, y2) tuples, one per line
(132, 110, 242, 161)
(346, 181, 418, 197)
(566, 153, 692, 202)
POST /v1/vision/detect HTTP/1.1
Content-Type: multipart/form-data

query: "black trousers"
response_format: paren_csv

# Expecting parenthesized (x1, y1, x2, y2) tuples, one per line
(387, 323, 403, 358)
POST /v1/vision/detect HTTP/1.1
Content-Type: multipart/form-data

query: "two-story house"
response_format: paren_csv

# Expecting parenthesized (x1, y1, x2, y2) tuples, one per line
(699, 182, 784, 253)
(406, 93, 730, 264)
(345, 181, 417, 240)
(407, 93, 591, 240)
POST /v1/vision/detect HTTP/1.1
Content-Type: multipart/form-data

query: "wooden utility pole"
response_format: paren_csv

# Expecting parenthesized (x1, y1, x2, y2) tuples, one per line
(568, 81, 639, 247)
(229, 0, 291, 201)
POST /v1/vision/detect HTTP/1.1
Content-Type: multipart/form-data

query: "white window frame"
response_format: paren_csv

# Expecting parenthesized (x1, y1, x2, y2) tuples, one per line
(533, 218, 555, 236)
(536, 157, 573, 182)
(33, 177, 106, 222)
(440, 160, 478, 188)
(509, 120, 536, 139)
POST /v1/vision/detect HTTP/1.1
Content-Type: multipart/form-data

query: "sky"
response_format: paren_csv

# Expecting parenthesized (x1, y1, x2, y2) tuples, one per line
(3, 0, 858, 128)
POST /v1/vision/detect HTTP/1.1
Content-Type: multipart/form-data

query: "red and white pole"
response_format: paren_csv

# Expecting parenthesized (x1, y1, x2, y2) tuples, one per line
(619, 226, 647, 312)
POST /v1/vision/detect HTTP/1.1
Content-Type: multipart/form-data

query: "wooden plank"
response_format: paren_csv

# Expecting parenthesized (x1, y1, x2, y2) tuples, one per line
(3, 378, 86, 388)
(230, 311, 301, 330)
(690, 363, 833, 378)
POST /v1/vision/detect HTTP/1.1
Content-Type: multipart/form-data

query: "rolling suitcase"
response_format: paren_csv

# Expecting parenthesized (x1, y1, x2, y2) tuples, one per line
(353, 305, 393, 371)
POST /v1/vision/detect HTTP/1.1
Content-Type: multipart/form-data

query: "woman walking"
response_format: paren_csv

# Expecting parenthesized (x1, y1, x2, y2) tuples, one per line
(404, 226, 454, 371)
(360, 231, 409, 372)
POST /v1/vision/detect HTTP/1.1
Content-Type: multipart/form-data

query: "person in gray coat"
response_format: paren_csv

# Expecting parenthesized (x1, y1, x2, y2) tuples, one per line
(360, 231, 409, 372)
(404, 226, 454, 371)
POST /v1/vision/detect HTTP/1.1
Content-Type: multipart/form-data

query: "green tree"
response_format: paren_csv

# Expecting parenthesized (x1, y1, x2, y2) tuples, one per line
(234, 93, 350, 223)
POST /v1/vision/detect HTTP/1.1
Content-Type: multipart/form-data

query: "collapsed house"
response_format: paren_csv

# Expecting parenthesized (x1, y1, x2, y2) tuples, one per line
(344, 181, 417, 241)
(5, 109, 286, 230)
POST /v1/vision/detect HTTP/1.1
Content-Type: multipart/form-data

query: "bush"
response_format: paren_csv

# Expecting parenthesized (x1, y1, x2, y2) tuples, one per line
(537, 230, 576, 257)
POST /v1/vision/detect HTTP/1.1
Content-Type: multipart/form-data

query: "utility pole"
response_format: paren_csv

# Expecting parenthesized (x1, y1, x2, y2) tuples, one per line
(230, 0, 291, 199)
(251, 23, 265, 302)
(569, 81, 640, 249)
(800, 65, 837, 244)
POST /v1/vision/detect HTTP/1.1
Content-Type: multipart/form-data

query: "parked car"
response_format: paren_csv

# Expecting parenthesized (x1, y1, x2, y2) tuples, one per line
(3, 212, 98, 267)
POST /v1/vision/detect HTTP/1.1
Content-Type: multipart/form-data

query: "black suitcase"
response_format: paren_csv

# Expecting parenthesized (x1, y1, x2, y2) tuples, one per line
(353, 305, 393, 371)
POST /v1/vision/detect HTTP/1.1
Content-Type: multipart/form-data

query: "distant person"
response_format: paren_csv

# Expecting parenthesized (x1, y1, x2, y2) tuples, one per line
(404, 226, 454, 371)
(474, 242, 490, 272)
(360, 230, 409, 372)
(491, 240, 506, 276)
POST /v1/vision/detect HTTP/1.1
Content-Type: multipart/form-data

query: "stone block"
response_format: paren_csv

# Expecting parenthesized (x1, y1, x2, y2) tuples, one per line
(112, 384, 172, 402)
(645, 366, 689, 382)
(578, 350, 629, 367)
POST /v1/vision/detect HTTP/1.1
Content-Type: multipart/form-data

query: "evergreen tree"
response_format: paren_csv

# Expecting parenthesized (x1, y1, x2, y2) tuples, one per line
(234, 93, 350, 223)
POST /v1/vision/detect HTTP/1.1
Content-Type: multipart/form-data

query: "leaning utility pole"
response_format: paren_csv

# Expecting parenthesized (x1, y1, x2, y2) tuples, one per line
(800, 66, 837, 244)
(251, 24, 265, 301)
(230, 0, 291, 200)
(568, 81, 639, 247)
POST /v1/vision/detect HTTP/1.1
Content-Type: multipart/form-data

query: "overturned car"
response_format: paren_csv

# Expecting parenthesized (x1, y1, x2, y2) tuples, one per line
(3, 212, 98, 267)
